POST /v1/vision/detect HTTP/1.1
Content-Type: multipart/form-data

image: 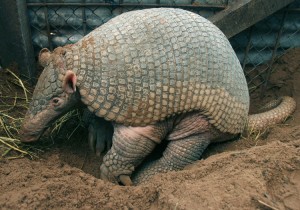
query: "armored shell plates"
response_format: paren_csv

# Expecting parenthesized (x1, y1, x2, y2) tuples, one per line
(65, 8, 250, 134)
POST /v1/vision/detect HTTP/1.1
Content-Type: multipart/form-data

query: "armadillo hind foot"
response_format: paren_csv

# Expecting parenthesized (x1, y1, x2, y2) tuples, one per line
(132, 136, 210, 185)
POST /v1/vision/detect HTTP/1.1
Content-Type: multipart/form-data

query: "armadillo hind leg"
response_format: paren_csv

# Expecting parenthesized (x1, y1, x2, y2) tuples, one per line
(132, 135, 210, 184)
(132, 112, 233, 184)
(100, 121, 172, 185)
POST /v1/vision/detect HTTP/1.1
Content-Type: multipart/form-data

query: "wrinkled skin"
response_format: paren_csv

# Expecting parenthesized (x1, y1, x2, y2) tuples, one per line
(20, 91, 79, 142)
(20, 48, 80, 142)
(98, 111, 234, 185)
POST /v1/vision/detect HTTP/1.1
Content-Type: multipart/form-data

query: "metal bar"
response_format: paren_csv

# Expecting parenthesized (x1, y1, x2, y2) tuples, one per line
(43, 2, 53, 50)
(260, 10, 288, 97)
(284, 8, 300, 12)
(27, 2, 226, 9)
(242, 26, 253, 70)
(82, 0, 87, 35)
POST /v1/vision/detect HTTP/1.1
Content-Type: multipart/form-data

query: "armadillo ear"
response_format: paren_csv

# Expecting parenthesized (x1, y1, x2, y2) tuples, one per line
(39, 48, 51, 67)
(63, 70, 77, 94)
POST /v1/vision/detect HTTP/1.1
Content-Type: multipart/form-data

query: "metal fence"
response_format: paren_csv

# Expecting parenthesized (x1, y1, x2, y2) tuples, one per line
(27, 0, 227, 52)
(230, 1, 300, 93)
(26, 0, 300, 94)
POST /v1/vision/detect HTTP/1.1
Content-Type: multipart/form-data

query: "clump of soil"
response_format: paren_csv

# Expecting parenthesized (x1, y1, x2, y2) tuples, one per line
(0, 49, 299, 210)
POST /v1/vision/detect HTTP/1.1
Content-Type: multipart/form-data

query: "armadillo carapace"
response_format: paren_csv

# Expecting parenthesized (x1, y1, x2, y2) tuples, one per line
(20, 8, 296, 185)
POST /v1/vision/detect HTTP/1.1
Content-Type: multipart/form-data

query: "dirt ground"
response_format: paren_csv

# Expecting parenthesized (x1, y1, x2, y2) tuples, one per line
(0, 49, 299, 210)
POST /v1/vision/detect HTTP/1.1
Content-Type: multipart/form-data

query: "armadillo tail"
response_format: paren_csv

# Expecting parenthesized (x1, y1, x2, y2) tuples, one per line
(247, 96, 296, 131)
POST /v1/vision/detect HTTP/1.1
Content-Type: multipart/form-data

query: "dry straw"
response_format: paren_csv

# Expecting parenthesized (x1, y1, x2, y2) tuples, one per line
(0, 68, 82, 159)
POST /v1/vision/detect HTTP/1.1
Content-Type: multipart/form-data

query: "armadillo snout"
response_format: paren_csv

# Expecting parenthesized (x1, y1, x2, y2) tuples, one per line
(19, 114, 45, 142)
(19, 124, 43, 142)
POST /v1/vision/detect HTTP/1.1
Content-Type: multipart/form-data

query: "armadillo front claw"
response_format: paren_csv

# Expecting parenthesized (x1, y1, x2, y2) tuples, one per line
(87, 117, 113, 157)
(88, 124, 106, 157)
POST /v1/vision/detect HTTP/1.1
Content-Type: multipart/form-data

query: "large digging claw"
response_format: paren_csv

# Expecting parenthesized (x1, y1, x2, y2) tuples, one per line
(100, 163, 133, 186)
(83, 109, 113, 156)
(119, 175, 133, 186)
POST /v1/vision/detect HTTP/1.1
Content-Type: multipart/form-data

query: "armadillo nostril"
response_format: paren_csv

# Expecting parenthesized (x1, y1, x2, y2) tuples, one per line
(21, 136, 38, 142)
(20, 133, 41, 142)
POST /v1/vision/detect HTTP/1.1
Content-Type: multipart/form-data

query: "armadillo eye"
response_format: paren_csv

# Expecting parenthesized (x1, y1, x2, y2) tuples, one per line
(51, 97, 63, 108)
(52, 98, 60, 105)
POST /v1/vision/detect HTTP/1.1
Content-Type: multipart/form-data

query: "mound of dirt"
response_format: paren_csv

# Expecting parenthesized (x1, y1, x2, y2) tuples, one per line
(1, 49, 300, 210)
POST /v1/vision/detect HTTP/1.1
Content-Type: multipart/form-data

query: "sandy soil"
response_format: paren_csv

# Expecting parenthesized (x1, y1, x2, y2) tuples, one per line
(0, 49, 299, 210)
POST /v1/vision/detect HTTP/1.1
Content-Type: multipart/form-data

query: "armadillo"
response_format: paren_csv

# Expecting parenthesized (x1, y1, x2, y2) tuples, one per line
(20, 8, 296, 185)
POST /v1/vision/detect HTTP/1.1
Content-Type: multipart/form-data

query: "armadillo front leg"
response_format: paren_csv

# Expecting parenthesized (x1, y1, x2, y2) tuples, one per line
(100, 122, 172, 185)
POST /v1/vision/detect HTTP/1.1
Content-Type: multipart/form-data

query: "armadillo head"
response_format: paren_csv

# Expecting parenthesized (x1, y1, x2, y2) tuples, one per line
(20, 47, 80, 142)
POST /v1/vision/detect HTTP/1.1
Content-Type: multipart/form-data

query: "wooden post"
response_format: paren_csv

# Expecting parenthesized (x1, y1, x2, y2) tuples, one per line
(0, 0, 36, 82)
(210, 0, 295, 38)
